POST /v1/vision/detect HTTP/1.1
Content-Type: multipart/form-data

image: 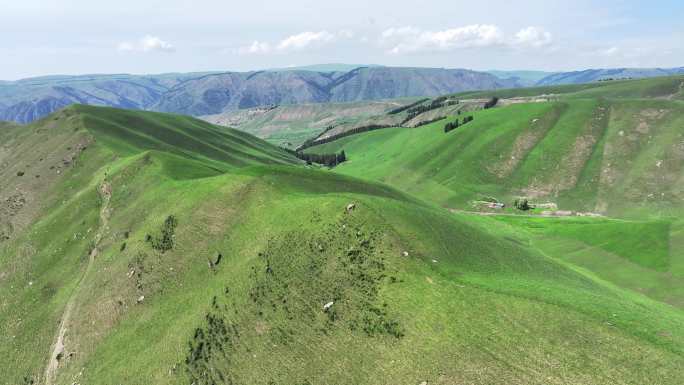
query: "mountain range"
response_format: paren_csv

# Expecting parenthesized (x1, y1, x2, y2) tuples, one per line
(1, 65, 683, 124)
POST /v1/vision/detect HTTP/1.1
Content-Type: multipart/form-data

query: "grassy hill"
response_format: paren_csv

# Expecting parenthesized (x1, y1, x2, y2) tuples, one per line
(306, 76, 684, 218)
(1, 105, 683, 384)
(452, 75, 684, 101)
(304, 75, 684, 342)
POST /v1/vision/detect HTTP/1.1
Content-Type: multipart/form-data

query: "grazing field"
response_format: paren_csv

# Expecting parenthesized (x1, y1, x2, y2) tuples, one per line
(1, 104, 683, 384)
(302, 75, 684, 377)
(307, 77, 684, 219)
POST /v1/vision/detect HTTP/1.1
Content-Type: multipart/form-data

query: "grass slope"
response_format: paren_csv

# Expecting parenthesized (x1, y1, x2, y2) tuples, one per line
(0, 105, 682, 385)
(305, 75, 684, 334)
(453, 75, 684, 100)
(307, 95, 684, 218)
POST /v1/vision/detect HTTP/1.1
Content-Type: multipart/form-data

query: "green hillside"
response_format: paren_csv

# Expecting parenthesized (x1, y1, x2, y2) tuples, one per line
(304, 75, 684, 340)
(453, 75, 684, 101)
(1, 104, 683, 385)
(307, 78, 684, 218)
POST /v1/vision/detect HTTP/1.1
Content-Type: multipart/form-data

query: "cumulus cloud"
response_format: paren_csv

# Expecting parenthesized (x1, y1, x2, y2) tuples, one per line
(239, 30, 353, 55)
(276, 31, 335, 51)
(513, 27, 553, 48)
(381, 25, 504, 54)
(381, 25, 552, 54)
(118, 35, 175, 53)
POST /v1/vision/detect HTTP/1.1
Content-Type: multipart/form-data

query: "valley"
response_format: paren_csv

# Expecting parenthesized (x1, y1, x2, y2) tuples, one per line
(4, 0, 684, 382)
(1, 75, 683, 384)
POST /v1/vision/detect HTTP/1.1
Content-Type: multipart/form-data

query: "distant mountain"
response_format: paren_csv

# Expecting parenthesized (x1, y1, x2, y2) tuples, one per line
(0, 72, 218, 123)
(266, 63, 384, 72)
(3, 65, 684, 124)
(0, 67, 517, 123)
(153, 67, 518, 116)
(486, 70, 556, 86)
(536, 67, 684, 85)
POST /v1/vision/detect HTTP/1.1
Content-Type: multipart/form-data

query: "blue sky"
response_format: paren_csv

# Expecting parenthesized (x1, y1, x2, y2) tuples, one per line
(1, 0, 682, 79)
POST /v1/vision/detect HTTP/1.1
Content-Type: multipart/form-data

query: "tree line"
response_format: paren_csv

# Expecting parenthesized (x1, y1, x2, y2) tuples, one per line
(297, 123, 392, 151)
(444, 115, 474, 133)
(400, 96, 460, 125)
(387, 98, 429, 115)
(293, 150, 347, 167)
(483, 97, 499, 109)
(414, 116, 447, 127)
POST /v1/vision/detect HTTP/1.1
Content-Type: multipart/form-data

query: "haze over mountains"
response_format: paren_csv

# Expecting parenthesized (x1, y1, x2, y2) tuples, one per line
(2, 65, 684, 124)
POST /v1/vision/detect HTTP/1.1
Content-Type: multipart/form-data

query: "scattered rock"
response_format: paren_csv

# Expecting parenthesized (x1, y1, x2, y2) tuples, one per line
(136, 295, 145, 304)
(402, 251, 409, 257)
(345, 203, 356, 213)
(323, 301, 334, 311)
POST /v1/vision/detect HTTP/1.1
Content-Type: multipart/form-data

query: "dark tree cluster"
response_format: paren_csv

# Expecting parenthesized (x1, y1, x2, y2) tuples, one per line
(483, 97, 499, 109)
(444, 115, 474, 133)
(387, 98, 429, 115)
(297, 124, 391, 151)
(294, 150, 347, 167)
(146, 215, 178, 252)
(401, 97, 459, 124)
(514, 199, 532, 211)
(598, 77, 633, 82)
(414, 116, 447, 127)
(443, 120, 459, 133)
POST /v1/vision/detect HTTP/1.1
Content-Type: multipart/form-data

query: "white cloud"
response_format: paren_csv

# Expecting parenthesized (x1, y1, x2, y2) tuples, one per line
(276, 31, 336, 52)
(513, 27, 553, 48)
(381, 25, 552, 54)
(238, 40, 272, 55)
(338, 29, 355, 39)
(118, 35, 175, 53)
(381, 24, 504, 54)
(239, 30, 352, 55)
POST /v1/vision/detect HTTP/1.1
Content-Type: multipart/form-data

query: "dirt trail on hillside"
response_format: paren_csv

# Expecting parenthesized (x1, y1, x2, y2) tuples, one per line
(44, 181, 111, 385)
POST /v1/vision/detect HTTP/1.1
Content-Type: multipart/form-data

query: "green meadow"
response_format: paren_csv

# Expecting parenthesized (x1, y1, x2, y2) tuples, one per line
(1, 77, 683, 384)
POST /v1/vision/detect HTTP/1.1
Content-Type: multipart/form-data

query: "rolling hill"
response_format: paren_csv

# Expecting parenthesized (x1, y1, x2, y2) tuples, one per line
(304, 75, 684, 331)
(306, 75, 684, 217)
(2, 104, 683, 384)
(537, 67, 684, 85)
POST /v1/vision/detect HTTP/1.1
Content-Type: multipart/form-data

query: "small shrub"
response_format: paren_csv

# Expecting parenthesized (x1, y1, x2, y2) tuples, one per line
(147, 215, 178, 252)
(514, 199, 532, 211)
